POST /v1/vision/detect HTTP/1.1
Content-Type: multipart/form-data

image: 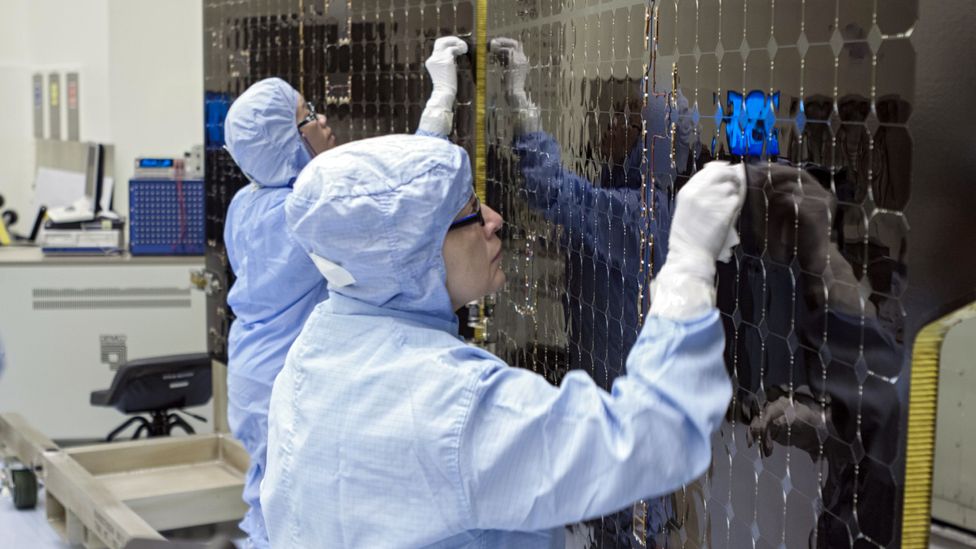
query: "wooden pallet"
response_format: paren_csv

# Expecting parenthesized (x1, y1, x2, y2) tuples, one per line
(40, 433, 247, 549)
(0, 412, 59, 468)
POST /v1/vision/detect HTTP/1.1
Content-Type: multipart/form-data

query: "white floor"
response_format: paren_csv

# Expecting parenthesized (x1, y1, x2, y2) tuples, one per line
(0, 488, 70, 549)
(2, 486, 974, 548)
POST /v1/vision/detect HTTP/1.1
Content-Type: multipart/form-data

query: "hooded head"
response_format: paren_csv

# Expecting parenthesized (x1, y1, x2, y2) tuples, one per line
(224, 77, 311, 187)
(286, 134, 472, 321)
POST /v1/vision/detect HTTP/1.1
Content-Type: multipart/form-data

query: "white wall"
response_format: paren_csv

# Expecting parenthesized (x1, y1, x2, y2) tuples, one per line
(0, 0, 202, 232)
(0, 0, 42, 224)
(25, 0, 113, 142)
(107, 0, 203, 217)
(934, 315, 976, 530)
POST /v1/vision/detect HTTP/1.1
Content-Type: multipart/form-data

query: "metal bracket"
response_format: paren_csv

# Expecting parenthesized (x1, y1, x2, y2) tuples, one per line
(189, 270, 221, 296)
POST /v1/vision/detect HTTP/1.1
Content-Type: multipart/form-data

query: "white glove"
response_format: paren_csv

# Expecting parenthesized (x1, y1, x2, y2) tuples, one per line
(418, 36, 468, 136)
(650, 161, 746, 320)
(749, 391, 830, 457)
(489, 37, 540, 133)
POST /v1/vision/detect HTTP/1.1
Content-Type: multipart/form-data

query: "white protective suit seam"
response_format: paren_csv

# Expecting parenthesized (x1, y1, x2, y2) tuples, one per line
(289, 153, 454, 205)
(452, 357, 486, 531)
(374, 189, 414, 294)
(286, 348, 304, 548)
(382, 162, 460, 303)
(387, 322, 477, 536)
(416, 163, 458, 298)
(283, 309, 321, 548)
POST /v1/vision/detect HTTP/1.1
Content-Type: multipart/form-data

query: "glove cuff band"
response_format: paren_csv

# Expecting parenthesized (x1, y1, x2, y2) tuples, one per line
(418, 108, 454, 136)
(649, 271, 717, 321)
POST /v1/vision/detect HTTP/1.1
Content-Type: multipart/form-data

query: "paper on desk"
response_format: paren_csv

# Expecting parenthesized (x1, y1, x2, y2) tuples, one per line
(32, 168, 115, 218)
(32, 167, 86, 214)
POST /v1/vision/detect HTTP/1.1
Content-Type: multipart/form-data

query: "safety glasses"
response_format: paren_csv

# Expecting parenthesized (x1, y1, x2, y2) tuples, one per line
(448, 196, 485, 231)
(297, 101, 317, 130)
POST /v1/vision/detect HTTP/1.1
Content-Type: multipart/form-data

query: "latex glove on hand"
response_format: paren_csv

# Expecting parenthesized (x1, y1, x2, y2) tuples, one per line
(418, 36, 468, 136)
(650, 161, 747, 320)
(748, 392, 830, 457)
(489, 37, 540, 133)
(489, 38, 529, 104)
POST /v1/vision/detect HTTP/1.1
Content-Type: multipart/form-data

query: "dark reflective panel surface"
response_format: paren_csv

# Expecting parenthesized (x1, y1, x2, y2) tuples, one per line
(486, 1, 914, 547)
(202, 1, 931, 547)
(203, 0, 476, 361)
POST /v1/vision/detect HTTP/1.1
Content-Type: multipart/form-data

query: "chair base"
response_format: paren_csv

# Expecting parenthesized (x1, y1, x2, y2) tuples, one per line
(105, 410, 196, 442)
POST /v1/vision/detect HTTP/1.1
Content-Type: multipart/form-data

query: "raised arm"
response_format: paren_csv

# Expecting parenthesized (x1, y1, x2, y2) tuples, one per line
(490, 38, 677, 273)
(457, 162, 747, 531)
(416, 36, 468, 139)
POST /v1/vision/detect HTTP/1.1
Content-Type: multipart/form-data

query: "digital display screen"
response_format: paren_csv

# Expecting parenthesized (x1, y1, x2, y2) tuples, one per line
(139, 158, 175, 168)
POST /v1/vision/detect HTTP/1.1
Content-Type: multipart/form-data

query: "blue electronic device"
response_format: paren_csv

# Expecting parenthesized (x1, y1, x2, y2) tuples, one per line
(712, 89, 782, 158)
(138, 158, 175, 169)
(129, 178, 205, 255)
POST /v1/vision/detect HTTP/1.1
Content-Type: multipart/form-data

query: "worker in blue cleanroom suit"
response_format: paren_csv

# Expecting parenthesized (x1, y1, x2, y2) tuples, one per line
(222, 36, 467, 549)
(223, 76, 335, 549)
(260, 130, 745, 546)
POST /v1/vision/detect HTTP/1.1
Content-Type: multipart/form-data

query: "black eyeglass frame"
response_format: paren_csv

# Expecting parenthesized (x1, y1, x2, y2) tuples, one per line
(297, 101, 317, 130)
(448, 197, 485, 231)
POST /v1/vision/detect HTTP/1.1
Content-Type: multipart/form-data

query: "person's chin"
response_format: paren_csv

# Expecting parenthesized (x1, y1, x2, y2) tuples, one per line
(491, 269, 507, 292)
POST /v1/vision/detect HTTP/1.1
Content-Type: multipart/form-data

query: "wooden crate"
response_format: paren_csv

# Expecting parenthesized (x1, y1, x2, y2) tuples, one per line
(0, 412, 59, 468)
(43, 433, 247, 549)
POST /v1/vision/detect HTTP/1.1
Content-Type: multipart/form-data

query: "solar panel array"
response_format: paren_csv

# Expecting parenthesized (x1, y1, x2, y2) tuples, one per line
(205, 2, 921, 546)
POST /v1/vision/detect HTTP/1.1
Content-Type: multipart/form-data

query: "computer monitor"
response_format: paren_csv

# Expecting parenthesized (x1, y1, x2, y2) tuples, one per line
(85, 143, 107, 215)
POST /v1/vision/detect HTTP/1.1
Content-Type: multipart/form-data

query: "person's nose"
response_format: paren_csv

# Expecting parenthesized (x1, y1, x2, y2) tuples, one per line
(482, 205, 504, 237)
(317, 113, 328, 127)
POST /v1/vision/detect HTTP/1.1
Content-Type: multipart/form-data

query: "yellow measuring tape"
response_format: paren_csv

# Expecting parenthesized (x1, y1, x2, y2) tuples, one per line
(474, 0, 487, 202)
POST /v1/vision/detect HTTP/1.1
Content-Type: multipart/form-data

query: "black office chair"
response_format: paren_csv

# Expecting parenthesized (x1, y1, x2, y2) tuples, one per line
(90, 353, 212, 441)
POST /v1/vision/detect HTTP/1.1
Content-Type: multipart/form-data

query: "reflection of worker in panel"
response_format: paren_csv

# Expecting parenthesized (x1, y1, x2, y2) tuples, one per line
(739, 164, 903, 547)
(488, 38, 697, 391)
(787, 93, 911, 338)
(260, 129, 746, 544)
(222, 37, 468, 549)
(489, 38, 700, 546)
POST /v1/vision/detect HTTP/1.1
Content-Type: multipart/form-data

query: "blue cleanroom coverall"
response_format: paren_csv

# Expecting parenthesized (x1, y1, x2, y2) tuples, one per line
(223, 77, 329, 548)
(261, 134, 732, 548)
